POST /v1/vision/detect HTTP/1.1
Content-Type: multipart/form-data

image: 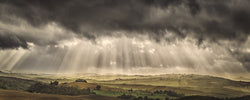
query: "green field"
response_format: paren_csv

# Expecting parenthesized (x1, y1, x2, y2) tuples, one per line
(93, 90, 179, 100)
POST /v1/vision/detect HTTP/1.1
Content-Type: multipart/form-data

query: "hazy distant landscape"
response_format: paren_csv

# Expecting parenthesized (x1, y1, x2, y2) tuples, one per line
(0, 71, 250, 100)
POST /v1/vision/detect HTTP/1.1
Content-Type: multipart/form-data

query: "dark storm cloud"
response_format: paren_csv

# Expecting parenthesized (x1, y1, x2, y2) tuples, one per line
(0, 0, 250, 70)
(0, 0, 199, 40)
(0, 34, 28, 49)
(1, 0, 249, 42)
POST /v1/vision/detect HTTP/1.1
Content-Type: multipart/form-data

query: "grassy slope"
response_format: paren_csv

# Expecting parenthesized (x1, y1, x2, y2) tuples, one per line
(93, 90, 175, 100)
(96, 74, 250, 97)
(1, 70, 250, 98)
(60, 82, 180, 99)
(61, 82, 124, 91)
(0, 89, 120, 100)
(0, 76, 38, 91)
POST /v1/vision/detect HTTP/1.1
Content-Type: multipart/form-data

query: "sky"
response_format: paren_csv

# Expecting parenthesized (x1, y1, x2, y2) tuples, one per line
(0, 0, 250, 76)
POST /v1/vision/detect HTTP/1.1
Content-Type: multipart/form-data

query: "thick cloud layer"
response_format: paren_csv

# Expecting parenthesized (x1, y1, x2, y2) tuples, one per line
(0, 0, 249, 42)
(0, 0, 250, 74)
(0, 34, 28, 49)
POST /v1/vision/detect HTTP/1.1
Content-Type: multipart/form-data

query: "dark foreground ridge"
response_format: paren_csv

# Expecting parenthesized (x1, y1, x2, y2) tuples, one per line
(176, 95, 250, 100)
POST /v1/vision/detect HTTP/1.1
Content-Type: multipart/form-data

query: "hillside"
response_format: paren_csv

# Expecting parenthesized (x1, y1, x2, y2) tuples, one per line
(0, 76, 38, 91)
(61, 82, 124, 91)
(0, 89, 120, 100)
(0, 71, 250, 99)
(96, 74, 250, 97)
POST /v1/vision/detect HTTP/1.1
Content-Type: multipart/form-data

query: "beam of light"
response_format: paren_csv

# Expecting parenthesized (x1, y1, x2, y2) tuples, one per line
(0, 48, 28, 71)
(0, 35, 248, 77)
(54, 35, 249, 76)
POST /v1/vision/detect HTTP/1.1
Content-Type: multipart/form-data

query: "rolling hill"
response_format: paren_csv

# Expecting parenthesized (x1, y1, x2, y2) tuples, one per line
(0, 71, 250, 99)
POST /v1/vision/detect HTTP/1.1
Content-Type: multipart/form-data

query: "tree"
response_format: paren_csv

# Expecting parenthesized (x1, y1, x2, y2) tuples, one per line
(50, 81, 59, 85)
(138, 96, 143, 100)
(75, 79, 87, 83)
(87, 88, 90, 93)
(96, 85, 101, 90)
(128, 88, 133, 92)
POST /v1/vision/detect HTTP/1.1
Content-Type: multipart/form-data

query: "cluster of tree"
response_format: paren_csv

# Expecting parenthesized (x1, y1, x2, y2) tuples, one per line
(117, 94, 137, 100)
(27, 82, 91, 95)
(75, 79, 87, 83)
(139, 96, 161, 100)
(50, 80, 59, 85)
(95, 85, 101, 90)
(154, 90, 184, 97)
(117, 94, 161, 100)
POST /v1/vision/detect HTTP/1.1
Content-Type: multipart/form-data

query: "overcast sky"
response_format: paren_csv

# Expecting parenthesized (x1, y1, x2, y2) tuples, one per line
(0, 0, 250, 76)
